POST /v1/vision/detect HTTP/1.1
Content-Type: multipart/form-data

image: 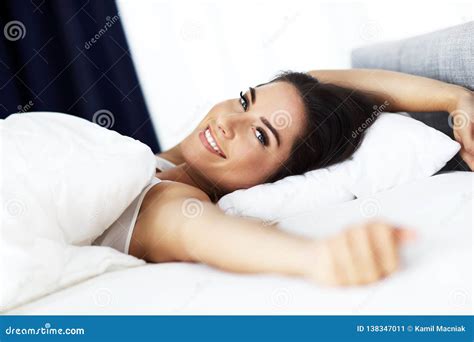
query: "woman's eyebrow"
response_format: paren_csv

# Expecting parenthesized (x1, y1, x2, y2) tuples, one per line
(260, 116, 280, 147)
(249, 87, 256, 104)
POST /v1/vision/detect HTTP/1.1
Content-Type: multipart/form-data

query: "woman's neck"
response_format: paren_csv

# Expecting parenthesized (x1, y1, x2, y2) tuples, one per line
(155, 163, 192, 184)
(157, 143, 185, 166)
(156, 163, 222, 202)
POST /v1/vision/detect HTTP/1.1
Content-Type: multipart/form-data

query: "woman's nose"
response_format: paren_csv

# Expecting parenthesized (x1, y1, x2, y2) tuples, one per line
(217, 122, 229, 138)
(217, 113, 246, 139)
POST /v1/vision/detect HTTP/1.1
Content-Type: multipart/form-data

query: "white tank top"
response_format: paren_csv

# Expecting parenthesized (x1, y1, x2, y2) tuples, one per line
(92, 156, 176, 254)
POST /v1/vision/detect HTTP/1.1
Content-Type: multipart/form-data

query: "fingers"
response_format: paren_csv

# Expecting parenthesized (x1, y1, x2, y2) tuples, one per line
(321, 222, 415, 287)
(392, 227, 417, 243)
(348, 225, 380, 284)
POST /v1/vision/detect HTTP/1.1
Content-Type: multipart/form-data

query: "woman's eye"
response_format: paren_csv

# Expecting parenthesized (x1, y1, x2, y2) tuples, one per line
(255, 128, 267, 146)
(239, 91, 248, 111)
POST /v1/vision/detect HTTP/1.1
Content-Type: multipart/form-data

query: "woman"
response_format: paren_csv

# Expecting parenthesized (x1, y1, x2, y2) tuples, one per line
(94, 69, 473, 286)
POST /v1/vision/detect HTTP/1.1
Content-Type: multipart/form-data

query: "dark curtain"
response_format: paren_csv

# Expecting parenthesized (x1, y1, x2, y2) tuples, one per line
(0, 0, 160, 152)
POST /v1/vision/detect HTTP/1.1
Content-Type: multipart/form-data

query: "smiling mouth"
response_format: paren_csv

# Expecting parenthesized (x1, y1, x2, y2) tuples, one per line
(199, 126, 226, 159)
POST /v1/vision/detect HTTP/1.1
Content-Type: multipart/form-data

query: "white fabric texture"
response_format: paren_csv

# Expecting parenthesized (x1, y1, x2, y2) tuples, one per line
(7, 171, 472, 315)
(217, 113, 460, 221)
(0, 112, 156, 311)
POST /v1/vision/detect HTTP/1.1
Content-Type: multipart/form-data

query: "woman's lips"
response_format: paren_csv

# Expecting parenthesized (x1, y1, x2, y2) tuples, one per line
(199, 126, 226, 159)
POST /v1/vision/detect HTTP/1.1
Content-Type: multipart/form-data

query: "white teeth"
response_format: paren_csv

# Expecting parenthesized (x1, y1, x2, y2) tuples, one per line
(205, 128, 221, 154)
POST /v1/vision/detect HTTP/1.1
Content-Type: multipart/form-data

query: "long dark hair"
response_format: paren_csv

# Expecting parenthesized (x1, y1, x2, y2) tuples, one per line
(261, 71, 380, 183)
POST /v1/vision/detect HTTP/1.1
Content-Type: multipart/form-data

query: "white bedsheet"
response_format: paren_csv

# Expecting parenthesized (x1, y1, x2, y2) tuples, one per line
(7, 172, 473, 315)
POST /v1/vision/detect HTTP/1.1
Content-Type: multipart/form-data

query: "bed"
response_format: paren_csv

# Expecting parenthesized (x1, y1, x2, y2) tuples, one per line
(6, 171, 472, 315)
(4, 19, 473, 317)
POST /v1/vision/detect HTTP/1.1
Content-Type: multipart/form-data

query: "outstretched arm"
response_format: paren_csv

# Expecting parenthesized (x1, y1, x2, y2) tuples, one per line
(132, 182, 413, 286)
(309, 69, 474, 169)
(308, 69, 470, 113)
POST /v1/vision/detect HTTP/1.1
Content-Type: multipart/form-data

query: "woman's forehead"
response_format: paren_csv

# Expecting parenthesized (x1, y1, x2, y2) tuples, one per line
(254, 81, 307, 145)
(255, 81, 303, 111)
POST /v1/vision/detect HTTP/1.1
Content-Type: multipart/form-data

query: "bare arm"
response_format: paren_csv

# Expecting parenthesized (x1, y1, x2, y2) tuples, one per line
(134, 182, 311, 276)
(133, 182, 413, 286)
(308, 69, 470, 113)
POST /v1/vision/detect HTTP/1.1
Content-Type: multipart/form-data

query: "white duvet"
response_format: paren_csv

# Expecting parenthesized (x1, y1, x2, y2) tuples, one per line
(5, 171, 473, 315)
(0, 112, 155, 311)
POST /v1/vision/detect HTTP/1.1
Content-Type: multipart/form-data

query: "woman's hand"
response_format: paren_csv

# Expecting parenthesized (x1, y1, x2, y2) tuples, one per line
(449, 90, 474, 170)
(305, 221, 415, 286)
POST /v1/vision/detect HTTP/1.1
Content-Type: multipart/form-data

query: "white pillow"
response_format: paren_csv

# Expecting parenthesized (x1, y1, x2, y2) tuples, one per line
(217, 113, 460, 221)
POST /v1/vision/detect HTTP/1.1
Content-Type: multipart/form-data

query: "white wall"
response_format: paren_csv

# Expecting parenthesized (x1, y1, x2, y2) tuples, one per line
(116, 0, 472, 150)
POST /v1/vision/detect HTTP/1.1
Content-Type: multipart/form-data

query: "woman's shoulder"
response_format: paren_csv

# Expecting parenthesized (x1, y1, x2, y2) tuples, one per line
(147, 179, 211, 206)
(135, 180, 212, 245)
(131, 180, 211, 261)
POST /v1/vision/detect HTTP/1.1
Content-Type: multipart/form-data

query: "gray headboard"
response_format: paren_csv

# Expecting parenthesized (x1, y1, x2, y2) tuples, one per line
(352, 22, 473, 89)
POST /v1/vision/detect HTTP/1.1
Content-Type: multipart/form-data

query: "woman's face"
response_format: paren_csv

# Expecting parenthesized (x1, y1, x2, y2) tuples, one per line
(180, 81, 307, 192)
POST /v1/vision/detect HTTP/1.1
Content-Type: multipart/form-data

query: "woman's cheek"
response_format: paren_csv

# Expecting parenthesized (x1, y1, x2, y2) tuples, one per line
(233, 141, 259, 163)
(238, 148, 271, 176)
